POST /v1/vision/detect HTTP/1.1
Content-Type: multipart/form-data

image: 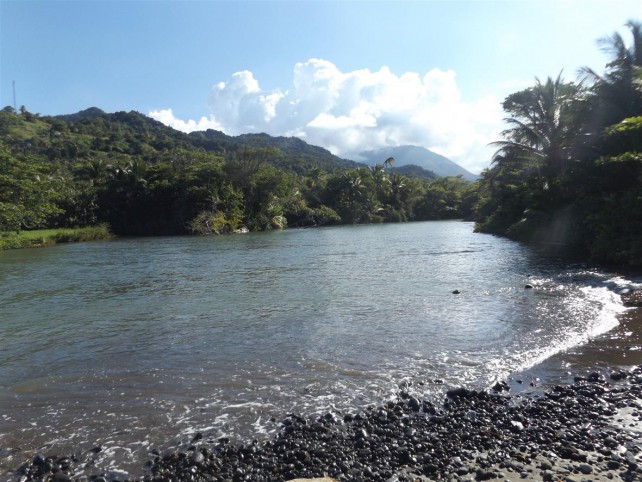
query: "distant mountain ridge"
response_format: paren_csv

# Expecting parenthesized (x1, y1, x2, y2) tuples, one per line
(358, 145, 479, 181)
(188, 129, 362, 172)
(56, 107, 107, 123)
(51, 108, 474, 180)
(49, 108, 361, 173)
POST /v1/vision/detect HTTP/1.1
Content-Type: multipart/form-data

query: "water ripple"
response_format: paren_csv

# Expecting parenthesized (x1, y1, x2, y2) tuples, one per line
(0, 221, 631, 477)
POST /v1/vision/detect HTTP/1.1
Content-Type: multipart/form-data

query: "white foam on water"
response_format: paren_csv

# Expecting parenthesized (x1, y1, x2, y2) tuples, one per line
(2, 254, 639, 481)
(501, 276, 629, 380)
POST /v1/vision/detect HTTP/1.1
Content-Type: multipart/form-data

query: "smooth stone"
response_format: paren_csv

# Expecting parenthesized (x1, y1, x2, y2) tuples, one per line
(578, 463, 593, 474)
(540, 460, 553, 471)
(446, 387, 474, 399)
(355, 428, 369, 440)
(492, 380, 510, 392)
(189, 450, 205, 466)
(52, 473, 71, 482)
(407, 396, 421, 412)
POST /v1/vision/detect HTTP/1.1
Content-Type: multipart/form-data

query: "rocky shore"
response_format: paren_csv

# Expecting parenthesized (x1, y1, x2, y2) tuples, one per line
(13, 364, 642, 482)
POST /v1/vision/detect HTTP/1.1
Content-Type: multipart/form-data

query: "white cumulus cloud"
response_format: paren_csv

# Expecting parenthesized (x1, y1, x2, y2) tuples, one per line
(150, 59, 505, 174)
(148, 108, 223, 132)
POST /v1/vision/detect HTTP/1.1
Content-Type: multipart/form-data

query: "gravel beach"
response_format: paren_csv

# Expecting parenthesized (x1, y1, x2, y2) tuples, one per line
(12, 308, 642, 482)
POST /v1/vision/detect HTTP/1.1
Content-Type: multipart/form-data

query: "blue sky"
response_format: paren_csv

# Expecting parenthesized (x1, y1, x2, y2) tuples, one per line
(1, 0, 641, 173)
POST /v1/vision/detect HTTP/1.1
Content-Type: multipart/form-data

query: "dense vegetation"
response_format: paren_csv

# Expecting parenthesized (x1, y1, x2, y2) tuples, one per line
(0, 106, 472, 242)
(472, 20, 642, 267)
(2, 20, 640, 268)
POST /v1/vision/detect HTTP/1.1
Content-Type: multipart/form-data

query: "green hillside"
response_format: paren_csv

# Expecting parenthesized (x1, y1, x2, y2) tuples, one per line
(0, 107, 472, 239)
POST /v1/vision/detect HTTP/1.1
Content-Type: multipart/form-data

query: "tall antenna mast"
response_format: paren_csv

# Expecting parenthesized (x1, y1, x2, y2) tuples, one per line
(13, 80, 16, 111)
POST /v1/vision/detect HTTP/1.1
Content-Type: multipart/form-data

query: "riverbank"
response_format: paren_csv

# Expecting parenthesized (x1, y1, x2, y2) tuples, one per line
(0, 225, 112, 250)
(509, 300, 642, 394)
(4, 228, 642, 481)
(13, 363, 642, 482)
(13, 302, 642, 482)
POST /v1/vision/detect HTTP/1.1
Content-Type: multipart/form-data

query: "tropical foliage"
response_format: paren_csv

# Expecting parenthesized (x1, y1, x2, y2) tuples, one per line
(0, 106, 472, 241)
(4, 20, 639, 267)
(473, 20, 642, 267)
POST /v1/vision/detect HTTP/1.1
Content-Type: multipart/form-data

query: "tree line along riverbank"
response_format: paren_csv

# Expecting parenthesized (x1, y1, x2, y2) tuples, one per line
(0, 20, 641, 267)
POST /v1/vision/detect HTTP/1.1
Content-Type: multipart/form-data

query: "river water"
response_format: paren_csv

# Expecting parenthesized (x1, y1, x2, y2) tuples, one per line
(0, 221, 639, 478)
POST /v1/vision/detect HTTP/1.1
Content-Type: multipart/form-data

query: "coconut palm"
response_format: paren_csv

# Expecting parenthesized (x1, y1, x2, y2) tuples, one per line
(582, 20, 642, 125)
(83, 158, 108, 185)
(490, 73, 586, 188)
(341, 170, 366, 223)
(388, 172, 407, 209)
(369, 163, 389, 200)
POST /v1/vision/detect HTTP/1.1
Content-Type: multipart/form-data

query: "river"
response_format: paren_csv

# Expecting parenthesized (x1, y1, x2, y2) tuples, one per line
(0, 221, 639, 478)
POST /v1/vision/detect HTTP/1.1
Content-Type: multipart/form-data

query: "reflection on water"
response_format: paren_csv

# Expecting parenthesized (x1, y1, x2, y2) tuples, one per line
(0, 221, 638, 477)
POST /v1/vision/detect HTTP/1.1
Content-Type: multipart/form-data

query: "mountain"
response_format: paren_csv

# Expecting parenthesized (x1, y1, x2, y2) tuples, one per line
(44, 108, 362, 174)
(358, 145, 479, 181)
(55, 107, 106, 123)
(388, 164, 438, 180)
(188, 130, 361, 173)
(19, 107, 478, 180)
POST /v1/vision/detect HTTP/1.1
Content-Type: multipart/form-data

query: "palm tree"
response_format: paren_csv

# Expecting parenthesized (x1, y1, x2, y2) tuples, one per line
(84, 159, 108, 185)
(582, 20, 642, 125)
(307, 167, 325, 189)
(383, 156, 395, 169)
(389, 172, 407, 209)
(343, 171, 363, 201)
(341, 170, 365, 223)
(369, 164, 389, 199)
(128, 159, 147, 185)
(490, 73, 586, 188)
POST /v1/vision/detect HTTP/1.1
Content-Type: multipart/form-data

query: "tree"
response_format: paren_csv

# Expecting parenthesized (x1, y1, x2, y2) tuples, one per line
(388, 172, 407, 209)
(225, 146, 280, 191)
(489, 74, 587, 209)
(369, 163, 389, 202)
(322, 169, 376, 224)
(583, 20, 642, 126)
(82, 159, 109, 185)
(0, 143, 64, 232)
(415, 176, 469, 220)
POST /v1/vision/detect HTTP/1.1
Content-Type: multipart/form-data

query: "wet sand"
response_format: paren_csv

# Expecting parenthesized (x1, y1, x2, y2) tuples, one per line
(501, 306, 642, 481)
(557, 306, 642, 368)
(511, 306, 642, 392)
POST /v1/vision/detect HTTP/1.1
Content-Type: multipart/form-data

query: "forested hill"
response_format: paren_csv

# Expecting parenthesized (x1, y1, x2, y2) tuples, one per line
(188, 129, 361, 173)
(3, 19, 639, 267)
(1, 106, 360, 174)
(0, 106, 474, 237)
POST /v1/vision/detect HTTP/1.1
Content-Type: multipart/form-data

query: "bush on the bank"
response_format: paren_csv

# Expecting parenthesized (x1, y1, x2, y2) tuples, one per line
(0, 225, 112, 250)
(188, 210, 243, 235)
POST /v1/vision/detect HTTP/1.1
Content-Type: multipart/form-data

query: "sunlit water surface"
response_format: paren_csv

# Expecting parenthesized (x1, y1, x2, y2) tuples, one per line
(0, 221, 639, 477)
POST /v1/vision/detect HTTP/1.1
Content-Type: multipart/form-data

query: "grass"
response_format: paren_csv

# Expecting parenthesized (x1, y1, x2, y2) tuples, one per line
(0, 224, 113, 250)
